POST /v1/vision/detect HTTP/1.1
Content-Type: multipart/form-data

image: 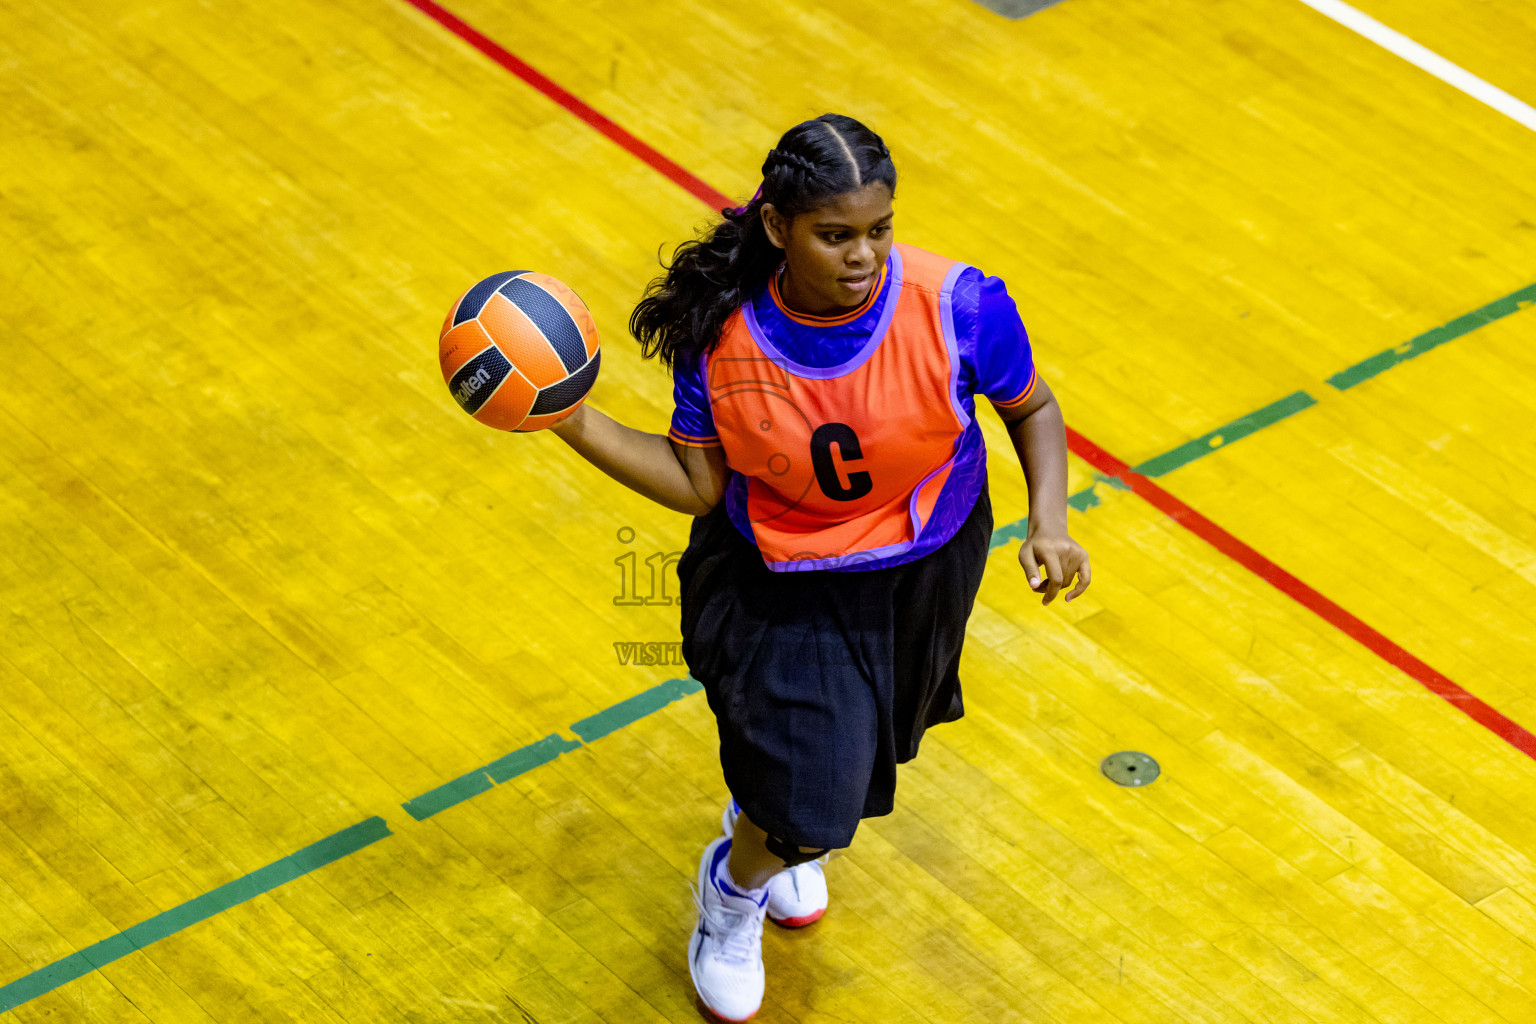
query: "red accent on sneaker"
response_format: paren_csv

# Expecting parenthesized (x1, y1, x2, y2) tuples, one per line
(769, 907, 826, 929)
(694, 993, 757, 1022)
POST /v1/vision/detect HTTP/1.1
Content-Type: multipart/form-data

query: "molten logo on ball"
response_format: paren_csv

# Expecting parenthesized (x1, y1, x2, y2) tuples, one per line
(454, 367, 492, 407)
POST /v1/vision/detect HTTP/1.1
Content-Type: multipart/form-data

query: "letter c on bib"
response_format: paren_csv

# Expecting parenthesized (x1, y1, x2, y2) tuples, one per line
(810, 422, 873, 502)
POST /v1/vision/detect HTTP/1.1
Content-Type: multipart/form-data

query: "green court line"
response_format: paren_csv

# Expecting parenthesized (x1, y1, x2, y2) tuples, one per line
(988, 516, 1032, 551)
(1328, 282, 1536, 390)
(3, 673, 703, 1013)
(991, 278, 1532, 552)
(989, 474, 1132, 550)
(1130, 391, 1316, 478)
(400, 674, 704, 822)
(0, 817, 391, 1014)
(402, 733, 582, 821)
(988, 393, 1316, 549)
(988, 275, 1533, 551)
(571, 676, 703, 742)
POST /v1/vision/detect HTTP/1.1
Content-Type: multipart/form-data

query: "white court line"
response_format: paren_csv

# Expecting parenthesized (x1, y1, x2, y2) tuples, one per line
(1295, 0, 1536, 133)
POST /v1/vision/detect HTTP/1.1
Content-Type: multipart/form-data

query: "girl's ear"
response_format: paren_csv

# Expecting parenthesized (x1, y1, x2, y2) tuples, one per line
(760, 203, 789, 250)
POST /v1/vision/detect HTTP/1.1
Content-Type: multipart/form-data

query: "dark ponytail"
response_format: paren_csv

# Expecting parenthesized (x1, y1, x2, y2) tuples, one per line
(630, 113, 897, 371)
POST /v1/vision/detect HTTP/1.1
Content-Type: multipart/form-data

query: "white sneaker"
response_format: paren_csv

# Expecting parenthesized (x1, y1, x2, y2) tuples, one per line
(722, 799, 829, 928)
(689, 837, 767, 1022)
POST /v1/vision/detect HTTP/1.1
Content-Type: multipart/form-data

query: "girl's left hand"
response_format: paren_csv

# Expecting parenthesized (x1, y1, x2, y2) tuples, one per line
(1019, 530, 1091, 605)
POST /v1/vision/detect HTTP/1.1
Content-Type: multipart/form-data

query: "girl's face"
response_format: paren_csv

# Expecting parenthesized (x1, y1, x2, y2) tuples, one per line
(762, 182, 894, 317)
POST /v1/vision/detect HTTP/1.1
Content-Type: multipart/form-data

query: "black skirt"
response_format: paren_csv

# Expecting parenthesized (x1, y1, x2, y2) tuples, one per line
(677, 487, 993, 850)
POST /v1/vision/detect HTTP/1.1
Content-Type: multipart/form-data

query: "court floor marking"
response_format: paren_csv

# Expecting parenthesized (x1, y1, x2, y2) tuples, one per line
(398, 0, 731, 210)
(1328, 283, 1536, 390)
(1295, 0, 1536, 133)
(0, 819, 393, 1013)
(1062, 429, 1536, 758)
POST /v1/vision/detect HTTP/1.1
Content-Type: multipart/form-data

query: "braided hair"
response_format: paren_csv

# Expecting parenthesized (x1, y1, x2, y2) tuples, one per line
(630, 114, 897, 371)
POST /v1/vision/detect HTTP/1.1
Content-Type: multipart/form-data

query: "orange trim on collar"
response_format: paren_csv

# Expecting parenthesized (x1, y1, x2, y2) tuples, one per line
(768, 262, 888, 327)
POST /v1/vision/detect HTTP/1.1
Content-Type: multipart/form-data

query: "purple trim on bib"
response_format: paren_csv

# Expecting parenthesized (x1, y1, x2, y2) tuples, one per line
(742, 248, 905, 381)
(907, 456, 956, 538)
(938, 261, 973, 434)
(763, 535, 916, 573)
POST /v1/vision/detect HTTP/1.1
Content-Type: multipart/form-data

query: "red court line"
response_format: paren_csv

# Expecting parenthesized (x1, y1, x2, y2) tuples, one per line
(1066, 429, 1536, 758)
(408, 1, 1536, 764)
(401, 0, 734, 212)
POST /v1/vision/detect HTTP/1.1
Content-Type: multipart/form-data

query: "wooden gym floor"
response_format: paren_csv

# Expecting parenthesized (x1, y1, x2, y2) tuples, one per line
(3, 0, 1535, 1020)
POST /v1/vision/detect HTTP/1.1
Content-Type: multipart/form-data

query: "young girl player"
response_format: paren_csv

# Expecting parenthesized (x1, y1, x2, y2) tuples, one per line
(550, 113, 1090, 1021)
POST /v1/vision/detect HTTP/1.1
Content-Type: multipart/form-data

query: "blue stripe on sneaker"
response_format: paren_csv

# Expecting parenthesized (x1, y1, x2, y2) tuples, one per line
(710, 839, 768, 905)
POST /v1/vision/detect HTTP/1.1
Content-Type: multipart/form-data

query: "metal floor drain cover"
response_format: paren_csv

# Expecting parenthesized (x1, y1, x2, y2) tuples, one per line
(1101, 751, 1160, 787)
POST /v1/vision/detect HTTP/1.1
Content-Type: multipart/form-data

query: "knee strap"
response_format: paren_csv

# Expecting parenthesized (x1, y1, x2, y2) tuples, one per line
(765, 833, 831, 867)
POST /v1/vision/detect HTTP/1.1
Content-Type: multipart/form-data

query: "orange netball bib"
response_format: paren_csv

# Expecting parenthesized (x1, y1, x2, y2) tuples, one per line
(706, 244, 972, 571)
